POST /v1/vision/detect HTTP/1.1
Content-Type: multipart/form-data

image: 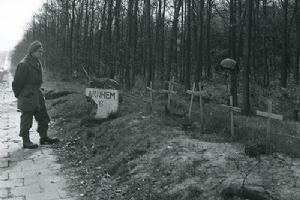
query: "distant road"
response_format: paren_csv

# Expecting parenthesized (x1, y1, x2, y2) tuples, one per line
(0, 52, 10, 82)
(0, 51, 10, 69)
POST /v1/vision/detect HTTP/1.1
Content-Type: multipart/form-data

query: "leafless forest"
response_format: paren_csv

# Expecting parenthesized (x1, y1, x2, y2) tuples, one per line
(10, 0, 300, 113)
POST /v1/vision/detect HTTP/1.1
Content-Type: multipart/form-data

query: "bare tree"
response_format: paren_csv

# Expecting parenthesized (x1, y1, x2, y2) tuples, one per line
(295, 0, 300, 84)
(206, 0, 213, 78)
(166, 0, 183, 80)
(281, 0, 289, 88)
(196, 0, 204, 84)
(242, 0, 253, 115)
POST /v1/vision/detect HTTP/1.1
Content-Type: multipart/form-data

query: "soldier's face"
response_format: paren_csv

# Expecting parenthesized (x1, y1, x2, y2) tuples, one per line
(32, 47, 43, 59)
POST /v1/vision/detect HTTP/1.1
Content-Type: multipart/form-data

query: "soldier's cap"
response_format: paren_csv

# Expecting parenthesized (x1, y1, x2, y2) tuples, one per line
(28, 41, 42, 55)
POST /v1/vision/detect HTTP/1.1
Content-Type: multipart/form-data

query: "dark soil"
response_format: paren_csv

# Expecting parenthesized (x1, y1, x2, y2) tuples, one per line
(42, 75, 300, 200)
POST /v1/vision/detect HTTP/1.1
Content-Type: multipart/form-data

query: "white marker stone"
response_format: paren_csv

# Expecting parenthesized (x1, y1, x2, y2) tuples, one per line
(86, 88, 119, 119)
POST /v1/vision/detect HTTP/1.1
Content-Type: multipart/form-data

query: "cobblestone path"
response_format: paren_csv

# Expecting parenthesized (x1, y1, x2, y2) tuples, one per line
(0, 77, 77, 200)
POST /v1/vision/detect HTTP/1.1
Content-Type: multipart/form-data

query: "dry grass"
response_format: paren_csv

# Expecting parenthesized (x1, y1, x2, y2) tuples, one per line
(43, 74, 300, 200)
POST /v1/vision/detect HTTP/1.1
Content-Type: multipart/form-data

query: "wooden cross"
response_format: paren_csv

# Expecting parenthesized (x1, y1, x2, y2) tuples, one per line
(221, 96, 241, 140)
(186, 82, 205, 125)
(146, 81, 156, 108)
(187, 83, 196, 119)
(161, 76, 177, 111)
(256, 100, 283, 154)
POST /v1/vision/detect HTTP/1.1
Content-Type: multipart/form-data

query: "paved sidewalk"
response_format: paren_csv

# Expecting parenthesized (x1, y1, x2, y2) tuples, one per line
(0, 79, 77, 200)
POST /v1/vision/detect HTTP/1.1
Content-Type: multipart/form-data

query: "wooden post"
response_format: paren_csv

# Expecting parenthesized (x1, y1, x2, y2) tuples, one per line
(149, 81, 153, 106)
(256, 100, 283, 154)
(266, 100, 272, 154)
(187, 82, 206, 126)
(146, 81, 157, 110)
(221, 97, 241, 140)
(199, 82, 203, 125)
(230, 69, 238, 106)
(230, 96, 234, 140)
(161, 76, 177, 112)
(188, 83, 196, 119)
(168, 77, 175, 110)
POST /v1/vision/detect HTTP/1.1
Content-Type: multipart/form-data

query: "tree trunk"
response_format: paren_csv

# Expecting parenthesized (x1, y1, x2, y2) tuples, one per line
(192, 0, 198, 77)
(89, 0, 95, 74)
(131, 0, 139, 87)
(83, 0, 90, 74)
(263, 0, 269, 86)
(196, 0, 204, 83)
(75, 0, 84, 73)
(145, 0, 153, 85)
(185, 0, 192, 89)
(295, 0, 300, 84)
(98, 0, 107, 77)
(126, 0, 135, 89)
(229, 0, 237, 106)
(114, 0, 121, 78)
(281, 0, 288, 88)
(160, 0, 166, 80)
(236, 0, 245, 66)
(242, 0, 253, 115)
(166, 0, 183, 81)
(206, 0, 212, 78)
(180, 3, 185, 83)
(155, 0, 162, 78)
(107, 0, 114, 78)
(70, 0, 76, 74)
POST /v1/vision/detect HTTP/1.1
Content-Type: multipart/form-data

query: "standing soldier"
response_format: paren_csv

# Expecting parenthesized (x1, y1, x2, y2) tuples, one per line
(12, 41, 59, 149)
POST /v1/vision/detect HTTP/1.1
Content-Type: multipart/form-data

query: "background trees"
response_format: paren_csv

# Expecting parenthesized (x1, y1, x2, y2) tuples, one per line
(10, 0, 300, 110)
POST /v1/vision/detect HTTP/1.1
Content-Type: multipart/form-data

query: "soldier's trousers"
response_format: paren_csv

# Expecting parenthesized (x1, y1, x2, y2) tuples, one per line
(19, 104, 50, 139)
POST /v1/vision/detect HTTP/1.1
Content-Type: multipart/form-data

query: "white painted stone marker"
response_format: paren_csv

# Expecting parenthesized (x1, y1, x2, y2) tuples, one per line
(86, 88, 119, 119)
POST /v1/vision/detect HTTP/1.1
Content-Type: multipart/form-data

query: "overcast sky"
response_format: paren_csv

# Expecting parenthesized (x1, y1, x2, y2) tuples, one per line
(0, 0, 45, 51)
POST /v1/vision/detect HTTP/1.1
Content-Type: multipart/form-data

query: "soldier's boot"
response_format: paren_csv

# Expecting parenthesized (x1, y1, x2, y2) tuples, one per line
(22, 135, 38, 149)
(40, 137, 60, 145)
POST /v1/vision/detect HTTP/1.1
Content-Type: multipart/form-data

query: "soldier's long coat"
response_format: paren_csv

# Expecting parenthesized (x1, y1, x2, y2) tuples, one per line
(12, 54, 45, 112)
